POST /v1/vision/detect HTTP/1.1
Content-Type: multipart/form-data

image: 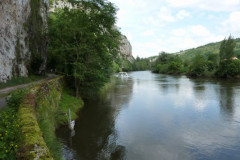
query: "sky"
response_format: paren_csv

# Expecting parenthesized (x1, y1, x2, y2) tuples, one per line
(108, 0, 240, 58)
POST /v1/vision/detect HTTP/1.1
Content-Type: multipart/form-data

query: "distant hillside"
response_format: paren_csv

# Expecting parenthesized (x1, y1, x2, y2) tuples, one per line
(176, 38, 240, 61)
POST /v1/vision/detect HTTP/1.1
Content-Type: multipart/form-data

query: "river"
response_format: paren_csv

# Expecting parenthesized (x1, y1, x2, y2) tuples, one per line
(56, 71, 240, 160)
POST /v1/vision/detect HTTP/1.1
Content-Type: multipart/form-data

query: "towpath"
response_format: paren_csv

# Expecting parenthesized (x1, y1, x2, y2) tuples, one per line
(0, 74, 58, 110)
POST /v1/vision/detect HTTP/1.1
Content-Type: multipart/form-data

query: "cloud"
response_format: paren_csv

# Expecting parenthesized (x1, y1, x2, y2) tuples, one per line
(176, 10, 191, 19)
(157, 7, 176, 22)
(167, 0, 197, 7)
(190, 25, 211, 37)
(140, 30, 155, 36)
(109, 0, 240, 58)
(166, 0, 240, 12)
(222, 11, 240, 36)
(171, 28, 187, 36)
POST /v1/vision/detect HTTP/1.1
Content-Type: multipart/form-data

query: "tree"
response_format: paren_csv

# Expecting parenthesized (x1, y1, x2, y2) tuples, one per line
(207, 53, 219, 71)
(219, 36, 236, 60)
(48, 0, 120, 97)
(216, 60, 240, 78)
(189, 54, 207, 77)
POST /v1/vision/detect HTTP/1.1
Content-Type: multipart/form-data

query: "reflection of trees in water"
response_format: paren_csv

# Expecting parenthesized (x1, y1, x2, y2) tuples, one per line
(57, 100, 127, 160)
(157, 75, 181, 94)
(104, 78, 133, 109)
(191, 80, 206, 97)
(56, 78, 134, 160)
(216, 82, 235, 118)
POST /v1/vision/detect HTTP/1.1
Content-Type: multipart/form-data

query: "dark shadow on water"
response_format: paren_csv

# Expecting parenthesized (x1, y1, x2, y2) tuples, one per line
(56, 78, 133, 160)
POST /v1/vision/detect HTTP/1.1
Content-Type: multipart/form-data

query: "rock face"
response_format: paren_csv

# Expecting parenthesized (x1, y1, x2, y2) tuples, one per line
(119, 35, 134, 63)
(0, 0, 48, 82)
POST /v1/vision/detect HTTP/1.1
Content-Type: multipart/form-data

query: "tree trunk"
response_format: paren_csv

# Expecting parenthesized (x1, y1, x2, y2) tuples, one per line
(76, 87, 79, 98)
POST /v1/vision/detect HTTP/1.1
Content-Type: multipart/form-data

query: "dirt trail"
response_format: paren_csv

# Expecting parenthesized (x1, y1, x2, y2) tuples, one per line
(0, 74, 58, 110)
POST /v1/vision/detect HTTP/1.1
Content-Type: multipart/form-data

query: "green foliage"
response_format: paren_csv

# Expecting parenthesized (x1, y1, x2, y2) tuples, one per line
(57, 91, 84, 126)
(220, 36, 236, 60)
(18, 93, 53, 159)
(188, 54, 207, 77)
(0, 90, 25, 159)
(216, 60, 240, 78)
(6, 90, 26, 108)
(121, 58, 133, 72)
(152, 37, 239, 78)
(178, 38, 240, 61)
(132, 57, 151, 71)
(48, 0, 120, 97)
(36, 80, 63, 159)
(112, 62, 122, 73)
(153, 52, 184, 74)
(168, 61, 181, 74)
(0, 75, 45, 89)
(0, 108, 21, 160)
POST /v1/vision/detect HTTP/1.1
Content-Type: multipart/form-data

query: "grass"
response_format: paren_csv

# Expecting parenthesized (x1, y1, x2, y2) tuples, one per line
(0, 89, 25, 160)
(57, 90, 84, 126)
(4, 77, 84, 159)
(36, 79, 63, 160)
(0, 75, 46, 89)
(35, 78, 83, 160)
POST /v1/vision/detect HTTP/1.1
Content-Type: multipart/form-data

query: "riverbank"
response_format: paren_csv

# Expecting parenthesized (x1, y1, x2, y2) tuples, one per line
(0, 77, 84, 159)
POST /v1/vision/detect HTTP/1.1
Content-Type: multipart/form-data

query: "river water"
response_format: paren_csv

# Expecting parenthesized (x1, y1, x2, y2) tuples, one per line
(57, 71, 240, 160)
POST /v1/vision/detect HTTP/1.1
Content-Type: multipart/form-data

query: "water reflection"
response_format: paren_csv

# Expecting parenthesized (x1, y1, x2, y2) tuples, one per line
(57, 77, 133, 160)
(57, 71, 240, 160)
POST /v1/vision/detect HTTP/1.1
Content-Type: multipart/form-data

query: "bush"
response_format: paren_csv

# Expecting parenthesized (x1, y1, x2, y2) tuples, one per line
(157, 64, 169, 74)
(188, 54, 207, 77)
(168, 61, 181, 74)
(215, 60, 240, 78)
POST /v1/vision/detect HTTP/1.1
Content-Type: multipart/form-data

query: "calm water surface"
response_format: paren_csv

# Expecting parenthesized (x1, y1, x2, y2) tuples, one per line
(57, 71, 240, 160)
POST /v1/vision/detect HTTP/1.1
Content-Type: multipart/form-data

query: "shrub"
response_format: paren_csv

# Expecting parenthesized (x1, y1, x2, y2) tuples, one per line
(215, 60, 240, 78)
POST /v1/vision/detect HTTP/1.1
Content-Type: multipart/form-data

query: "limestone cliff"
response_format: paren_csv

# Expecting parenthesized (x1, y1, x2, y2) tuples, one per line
(0, 0, 48, 82)
(119, 35, 134, 63)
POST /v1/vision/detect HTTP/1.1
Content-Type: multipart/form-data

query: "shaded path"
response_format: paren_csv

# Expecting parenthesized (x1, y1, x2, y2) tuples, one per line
(0, 74, 58, 110)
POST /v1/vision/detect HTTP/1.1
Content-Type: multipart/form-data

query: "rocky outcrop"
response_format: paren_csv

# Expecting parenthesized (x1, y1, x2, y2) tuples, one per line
(119, 35, 134, 62)
(0, 0, 48, 82)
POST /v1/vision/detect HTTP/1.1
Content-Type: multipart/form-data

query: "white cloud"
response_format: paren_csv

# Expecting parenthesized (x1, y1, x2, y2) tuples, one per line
(109, 0, 240, 58)
(176, 10, 191, 20)
(157, 7, 176, 22)
(167, 0, 240, 12)
(140, 30, 154, 36)
(222, 11, 240, 36)
(171, 28, 187, 36)
(190, 25, 211, 37)
(166, 0, 198, 7)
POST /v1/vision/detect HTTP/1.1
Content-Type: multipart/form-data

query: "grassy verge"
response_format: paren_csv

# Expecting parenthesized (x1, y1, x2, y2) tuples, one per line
(0, 90, 25, 159)
(1, 77, 84, 159)
(0, 75, 46, 89)
(35, 79, 83, 160)
(57, 90, 84, 126)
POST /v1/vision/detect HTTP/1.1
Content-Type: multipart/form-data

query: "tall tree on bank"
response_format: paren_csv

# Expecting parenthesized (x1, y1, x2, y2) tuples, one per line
(48, 0, 120, 97)
(219, 36, 236, 60)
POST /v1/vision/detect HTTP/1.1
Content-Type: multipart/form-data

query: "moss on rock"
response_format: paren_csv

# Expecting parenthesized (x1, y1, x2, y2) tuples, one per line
(17, 93, 53, 160)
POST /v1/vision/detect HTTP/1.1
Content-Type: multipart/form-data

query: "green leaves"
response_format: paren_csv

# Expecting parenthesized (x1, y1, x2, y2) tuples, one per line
(48, 0, 120, 97)
(220, 36, 236, 60)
